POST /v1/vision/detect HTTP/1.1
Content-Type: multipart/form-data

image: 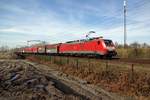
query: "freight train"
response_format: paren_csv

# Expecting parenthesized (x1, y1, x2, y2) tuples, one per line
(17, 37, 117, 58)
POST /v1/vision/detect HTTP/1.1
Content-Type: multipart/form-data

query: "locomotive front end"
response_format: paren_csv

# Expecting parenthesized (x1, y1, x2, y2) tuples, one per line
(103, 39, 117, 57)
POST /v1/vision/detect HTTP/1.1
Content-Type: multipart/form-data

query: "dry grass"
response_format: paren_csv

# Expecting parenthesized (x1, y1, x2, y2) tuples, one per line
(26, 55, 150, 99)
(0, 52, 13, 59)
(117, 48, 150, 58)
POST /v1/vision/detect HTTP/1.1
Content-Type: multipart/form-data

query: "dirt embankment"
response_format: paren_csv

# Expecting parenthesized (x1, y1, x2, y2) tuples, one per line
(0, 60, 116, 100)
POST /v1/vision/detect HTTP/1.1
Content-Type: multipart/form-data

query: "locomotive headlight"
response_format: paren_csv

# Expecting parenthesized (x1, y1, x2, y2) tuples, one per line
(107, 47, 115, 51)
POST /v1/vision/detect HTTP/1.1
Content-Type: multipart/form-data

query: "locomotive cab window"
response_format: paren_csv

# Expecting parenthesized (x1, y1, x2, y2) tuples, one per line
(104, 40, 113, 46)
(97, 41, 100, 45)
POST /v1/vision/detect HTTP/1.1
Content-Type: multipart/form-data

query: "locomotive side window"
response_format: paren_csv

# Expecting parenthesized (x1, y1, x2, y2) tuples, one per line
(97, 41, 100, 45)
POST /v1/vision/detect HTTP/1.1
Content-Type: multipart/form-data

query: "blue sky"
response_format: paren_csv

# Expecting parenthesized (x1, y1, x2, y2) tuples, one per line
(0, 0, 150, 48)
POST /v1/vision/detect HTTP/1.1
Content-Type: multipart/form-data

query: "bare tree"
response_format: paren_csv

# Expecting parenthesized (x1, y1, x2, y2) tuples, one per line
(130, 42, 140, 48)
(0, 45, 9, 52)
(141, 43, 149, 48)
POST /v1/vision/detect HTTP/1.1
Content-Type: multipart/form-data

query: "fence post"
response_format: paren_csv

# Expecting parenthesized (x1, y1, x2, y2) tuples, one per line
(88, 59, 91, 68)
(49, 56, 51, 63)
(76, 59, 79, 69)
(106, 60, 108, 72)
(131, 64, 134, 83)
(59, 57, 61, 65)
(53, 56, 55, 64)
(67, 57, 69, 65)
(88, 59, 91, 73)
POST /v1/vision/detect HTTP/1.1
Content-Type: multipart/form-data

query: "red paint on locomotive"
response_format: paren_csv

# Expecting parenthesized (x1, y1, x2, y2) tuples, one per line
(59, 37, 116, 56)
(21, 37, 117, 57)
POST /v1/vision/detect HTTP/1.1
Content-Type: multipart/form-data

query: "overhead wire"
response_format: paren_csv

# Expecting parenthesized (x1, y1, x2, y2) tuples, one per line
(24, 0, 150, 45)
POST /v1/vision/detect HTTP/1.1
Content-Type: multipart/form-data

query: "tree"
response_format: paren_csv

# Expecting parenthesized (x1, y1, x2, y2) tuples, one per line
(130, 42, 140, 48)
(0, 45, 9, 52)
(141, 43, 149, 48)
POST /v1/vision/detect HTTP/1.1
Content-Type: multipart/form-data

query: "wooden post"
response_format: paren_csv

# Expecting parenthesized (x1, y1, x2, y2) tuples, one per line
(131, 64, 134, 82)
(76, 59, 79, 69)
(67, 57, 69, 65)
(50, 56, 51, 62)
(59, 57, 61, 65)
(88, 59, 91, 73)
(88, 59, 91, 68)
(53, 56, 55, 64)
(106, 60, 108, 72)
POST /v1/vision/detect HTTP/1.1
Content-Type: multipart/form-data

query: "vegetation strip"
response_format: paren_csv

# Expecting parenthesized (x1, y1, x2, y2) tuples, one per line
(26, 55, 150, 100)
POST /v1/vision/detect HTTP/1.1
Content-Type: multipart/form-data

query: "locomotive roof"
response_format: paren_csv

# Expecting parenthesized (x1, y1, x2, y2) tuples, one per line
(66, 37, 103, 44)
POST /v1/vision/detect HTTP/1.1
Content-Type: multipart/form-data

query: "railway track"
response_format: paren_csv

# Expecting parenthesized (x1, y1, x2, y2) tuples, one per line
(17, 53, 150, 65)
(114, 58, 150, 65)
(62, 55, 150, 65)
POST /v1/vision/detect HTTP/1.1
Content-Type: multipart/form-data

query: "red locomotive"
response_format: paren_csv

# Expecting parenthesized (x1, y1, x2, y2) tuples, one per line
(19, 37, 117, 58)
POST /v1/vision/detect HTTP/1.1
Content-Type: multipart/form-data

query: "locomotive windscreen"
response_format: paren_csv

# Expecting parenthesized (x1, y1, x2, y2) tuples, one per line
(104, 40, 113, 46)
